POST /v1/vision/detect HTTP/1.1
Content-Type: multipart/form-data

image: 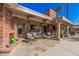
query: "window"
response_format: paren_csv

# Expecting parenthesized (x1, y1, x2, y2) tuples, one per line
(18, 25, 22, 35)
(30, 25, 35, 31)
(52, 25, 56, 30)
(18, 28, 22, 35)
(30, 25, 40, 32)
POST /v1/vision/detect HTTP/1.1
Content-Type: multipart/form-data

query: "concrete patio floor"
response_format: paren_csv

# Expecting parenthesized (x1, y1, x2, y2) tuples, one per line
(10, 38, 59, 56)
(41, 36, 79, 56)
(1, 36, 79, 56)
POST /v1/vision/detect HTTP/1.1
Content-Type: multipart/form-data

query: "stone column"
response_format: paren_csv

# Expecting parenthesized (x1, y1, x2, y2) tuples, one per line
(57, 22, 61, 40)
(67, 25, 70, 37)
(75, 29, 77, 36)
(14, 20, 18, 39)
(22, 23, 26, 38)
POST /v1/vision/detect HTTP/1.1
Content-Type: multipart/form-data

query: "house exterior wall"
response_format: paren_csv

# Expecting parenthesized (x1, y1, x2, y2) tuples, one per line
(0, 4, 74, 49)
(70, 26, 79, 36)
(15, 18, 43, 38)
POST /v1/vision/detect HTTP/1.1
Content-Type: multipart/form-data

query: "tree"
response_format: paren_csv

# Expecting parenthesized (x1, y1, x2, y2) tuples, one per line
(56, 6, 63, 16)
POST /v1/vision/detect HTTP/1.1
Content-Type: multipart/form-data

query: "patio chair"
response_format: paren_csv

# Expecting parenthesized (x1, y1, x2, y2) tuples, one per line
(26, 33, 35, 41)
(32, 32, 39, 38)
(42, 32, 52, 39)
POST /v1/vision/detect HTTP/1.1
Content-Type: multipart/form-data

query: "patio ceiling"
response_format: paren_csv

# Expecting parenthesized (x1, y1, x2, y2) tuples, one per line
(72, 25, 79, 28)
(4, 3, 51, 24)
(53, 16, 74, 25)
(4, 3, 73, 26)
(5, 3, 52, 21)
(12, 12, 50, 24)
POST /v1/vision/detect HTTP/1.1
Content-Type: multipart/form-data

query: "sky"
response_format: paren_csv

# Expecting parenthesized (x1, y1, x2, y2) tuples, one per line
(18, 3, 79, 25)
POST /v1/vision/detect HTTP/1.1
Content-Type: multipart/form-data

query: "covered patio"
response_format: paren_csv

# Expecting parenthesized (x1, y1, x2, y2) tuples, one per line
(8, 4, 52, 41)
(0, 3, 74, 53)
(51, 16, 74, 40)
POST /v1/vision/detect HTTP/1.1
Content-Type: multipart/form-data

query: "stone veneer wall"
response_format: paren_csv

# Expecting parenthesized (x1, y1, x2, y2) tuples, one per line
(3, 6, 16, 47)
(0, 4, 16, 48)
(0, 4, 4, 47)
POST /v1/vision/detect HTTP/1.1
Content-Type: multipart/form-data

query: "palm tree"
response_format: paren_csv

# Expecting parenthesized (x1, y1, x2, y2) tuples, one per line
(56, 6, 63, 16)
